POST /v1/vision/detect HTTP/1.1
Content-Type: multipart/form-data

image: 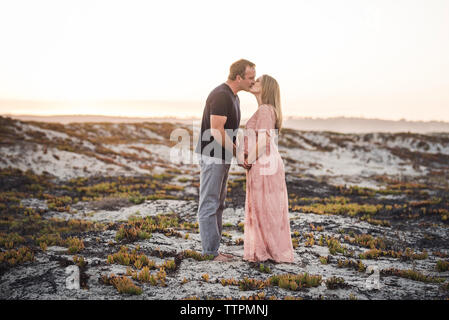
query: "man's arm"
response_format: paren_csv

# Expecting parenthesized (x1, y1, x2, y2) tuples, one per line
(210, 115, 236, 157)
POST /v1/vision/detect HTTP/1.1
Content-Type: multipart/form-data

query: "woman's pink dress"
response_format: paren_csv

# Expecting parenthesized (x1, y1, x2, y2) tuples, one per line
(243, 104, 294, 263)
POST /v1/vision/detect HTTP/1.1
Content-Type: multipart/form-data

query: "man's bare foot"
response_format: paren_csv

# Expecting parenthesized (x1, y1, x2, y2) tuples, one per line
(221, 253, 235, 258)
(213, 253, 234, 262)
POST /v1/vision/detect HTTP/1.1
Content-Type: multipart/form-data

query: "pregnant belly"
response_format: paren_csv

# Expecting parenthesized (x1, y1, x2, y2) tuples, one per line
(250, 150, 284, 176)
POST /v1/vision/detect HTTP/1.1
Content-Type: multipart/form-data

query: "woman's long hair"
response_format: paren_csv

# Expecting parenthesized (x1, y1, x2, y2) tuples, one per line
(260, 74, 282, 132)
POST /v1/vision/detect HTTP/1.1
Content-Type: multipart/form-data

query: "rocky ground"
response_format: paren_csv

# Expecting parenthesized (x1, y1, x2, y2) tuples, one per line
(0, 115, 448, 300)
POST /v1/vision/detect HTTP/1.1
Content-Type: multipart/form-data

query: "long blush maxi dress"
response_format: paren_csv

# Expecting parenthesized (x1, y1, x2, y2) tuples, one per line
(243, 104, 294, 263)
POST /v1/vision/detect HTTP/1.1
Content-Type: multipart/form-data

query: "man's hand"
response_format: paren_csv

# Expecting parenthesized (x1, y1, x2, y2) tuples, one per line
(237, 151, 252, 170)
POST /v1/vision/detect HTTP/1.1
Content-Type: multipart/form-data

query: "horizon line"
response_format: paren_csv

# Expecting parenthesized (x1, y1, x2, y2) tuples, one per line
(2, 113, 449, 124)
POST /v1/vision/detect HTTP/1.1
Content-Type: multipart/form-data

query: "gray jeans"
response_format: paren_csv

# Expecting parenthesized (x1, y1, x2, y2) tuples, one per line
(197, 156, 231, 256)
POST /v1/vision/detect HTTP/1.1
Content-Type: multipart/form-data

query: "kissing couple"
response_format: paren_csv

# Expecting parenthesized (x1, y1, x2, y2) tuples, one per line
(195, 59, 295, 263)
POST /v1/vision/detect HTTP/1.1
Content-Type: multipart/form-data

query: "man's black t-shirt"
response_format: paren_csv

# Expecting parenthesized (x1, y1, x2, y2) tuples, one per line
(195, 83, 241, 161)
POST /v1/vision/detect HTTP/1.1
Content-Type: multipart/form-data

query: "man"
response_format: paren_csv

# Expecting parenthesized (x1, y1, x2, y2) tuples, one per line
(195, 59, 256, 262)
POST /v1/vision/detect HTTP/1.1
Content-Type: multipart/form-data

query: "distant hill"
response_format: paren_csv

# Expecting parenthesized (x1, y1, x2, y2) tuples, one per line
(3, 114, 449, 133)
(283, 116, 449, 133)
(1, 114, 449, 188)
(2, 114, 200, 124)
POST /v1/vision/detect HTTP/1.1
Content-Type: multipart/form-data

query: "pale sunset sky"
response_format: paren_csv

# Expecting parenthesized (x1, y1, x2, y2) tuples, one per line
(0, 0, 448, 121)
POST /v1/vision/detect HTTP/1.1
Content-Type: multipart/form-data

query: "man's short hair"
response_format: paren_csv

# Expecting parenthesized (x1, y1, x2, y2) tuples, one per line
(228, 59, 255, 80)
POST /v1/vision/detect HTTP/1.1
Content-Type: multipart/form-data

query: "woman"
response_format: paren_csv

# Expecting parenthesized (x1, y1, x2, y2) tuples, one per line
(241, 74, 294, 263)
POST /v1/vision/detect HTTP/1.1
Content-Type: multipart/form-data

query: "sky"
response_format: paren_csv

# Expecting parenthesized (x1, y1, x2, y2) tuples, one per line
(0, 0, 448, 121)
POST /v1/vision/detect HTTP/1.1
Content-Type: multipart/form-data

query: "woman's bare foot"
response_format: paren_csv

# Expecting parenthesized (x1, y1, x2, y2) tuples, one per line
(213, 253, 234, 262)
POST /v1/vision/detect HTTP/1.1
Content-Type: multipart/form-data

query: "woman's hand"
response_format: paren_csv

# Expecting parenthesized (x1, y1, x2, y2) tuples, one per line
(244, 159, 252, 170)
